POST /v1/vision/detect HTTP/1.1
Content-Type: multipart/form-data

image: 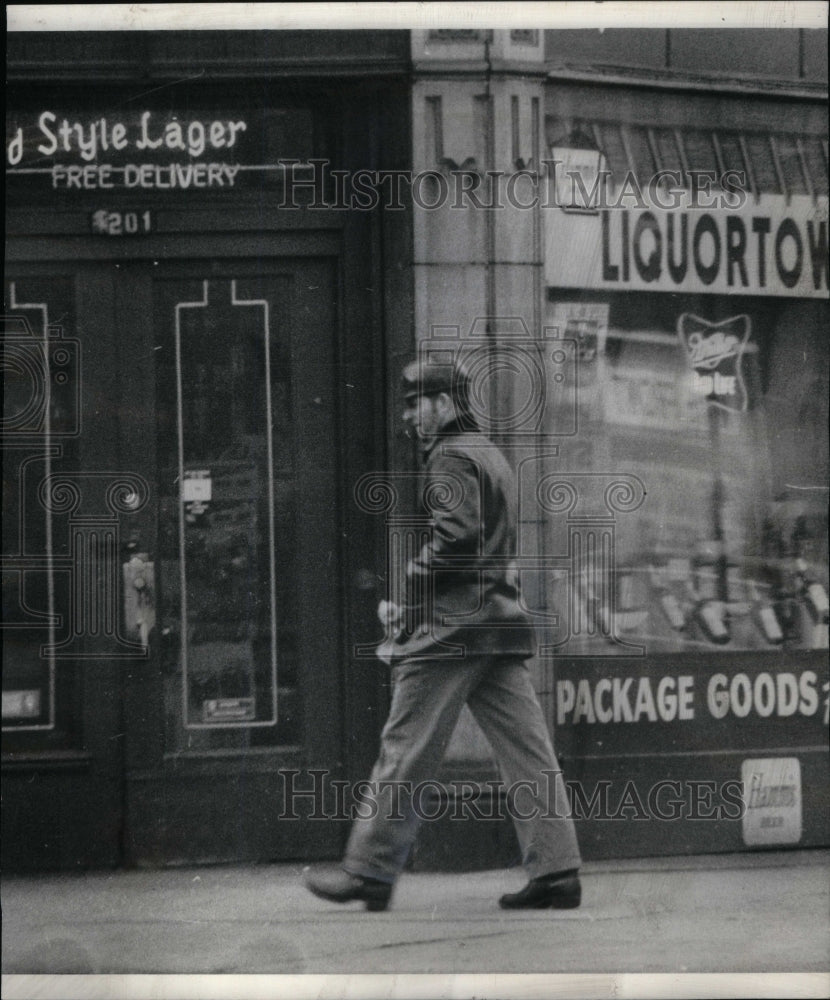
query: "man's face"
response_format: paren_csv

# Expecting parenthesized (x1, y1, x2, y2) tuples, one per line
(402, 392, 446, 441)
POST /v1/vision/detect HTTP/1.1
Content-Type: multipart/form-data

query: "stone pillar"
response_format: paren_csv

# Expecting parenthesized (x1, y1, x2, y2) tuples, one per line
(410, 29, 550, 766)
(411, 30, 547, 362)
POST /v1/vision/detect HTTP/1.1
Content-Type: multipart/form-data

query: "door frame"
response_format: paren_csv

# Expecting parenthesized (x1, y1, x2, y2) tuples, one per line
(4, 214, 393, 867)
(121, 240, 349, 864)
(2, 261, 128, 869)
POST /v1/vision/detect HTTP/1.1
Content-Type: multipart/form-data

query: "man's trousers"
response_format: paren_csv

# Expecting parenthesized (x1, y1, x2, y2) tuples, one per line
(343, 655, 582, 883)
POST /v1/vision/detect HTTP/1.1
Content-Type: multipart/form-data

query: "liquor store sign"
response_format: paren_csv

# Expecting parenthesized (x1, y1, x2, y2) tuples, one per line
(553, 653, 828, 850)
(545, 190, 829, 299)
(554, 653, 829, 747)
(6, 110, 250, 189)
(555, 665, 828, 729)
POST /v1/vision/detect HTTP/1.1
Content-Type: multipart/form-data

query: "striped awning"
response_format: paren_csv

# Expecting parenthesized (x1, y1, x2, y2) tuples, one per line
(549, 119, 829, 200)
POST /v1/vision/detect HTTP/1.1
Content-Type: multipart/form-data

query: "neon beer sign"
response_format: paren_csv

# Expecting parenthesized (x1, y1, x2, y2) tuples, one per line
(678, 313, 750, 413)
(8, 111, 248, 163)
(7, 110, 250, 190)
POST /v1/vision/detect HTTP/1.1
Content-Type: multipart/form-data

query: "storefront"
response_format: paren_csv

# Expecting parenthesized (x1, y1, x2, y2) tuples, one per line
(540, 80, 829, 857)
(4, 27, 828, 872)
(3, 31, 413, 870)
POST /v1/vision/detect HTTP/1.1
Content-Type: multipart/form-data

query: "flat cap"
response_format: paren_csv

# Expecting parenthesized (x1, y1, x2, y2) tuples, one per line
(401, 356, 468, 401)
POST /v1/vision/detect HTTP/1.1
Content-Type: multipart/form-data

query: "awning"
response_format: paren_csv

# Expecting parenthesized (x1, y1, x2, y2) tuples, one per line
(548, 119, 829, 199)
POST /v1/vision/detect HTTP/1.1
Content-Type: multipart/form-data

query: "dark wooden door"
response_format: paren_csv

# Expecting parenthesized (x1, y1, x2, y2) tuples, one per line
(119, 250, 346, 864)
(2, 265, 130, 869)
(3, 245, 350, 868)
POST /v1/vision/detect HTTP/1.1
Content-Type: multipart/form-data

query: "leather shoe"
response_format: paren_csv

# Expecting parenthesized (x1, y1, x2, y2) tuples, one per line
(305, 868, 393, 912)
(499, 871, 581, 910)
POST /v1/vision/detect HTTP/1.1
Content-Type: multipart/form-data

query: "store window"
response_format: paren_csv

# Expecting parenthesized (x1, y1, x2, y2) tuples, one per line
(154, 275, 299, 751)
(543, 290, 829, 657)
(2, 278, 80, 748)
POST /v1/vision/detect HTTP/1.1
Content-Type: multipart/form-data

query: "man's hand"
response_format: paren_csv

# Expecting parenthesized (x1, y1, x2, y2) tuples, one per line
(377, 600, 403, 632)
(376, 600, 403, 666)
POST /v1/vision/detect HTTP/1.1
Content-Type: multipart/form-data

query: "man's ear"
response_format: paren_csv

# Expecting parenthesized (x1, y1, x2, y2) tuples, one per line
(436, 391, 453, 415)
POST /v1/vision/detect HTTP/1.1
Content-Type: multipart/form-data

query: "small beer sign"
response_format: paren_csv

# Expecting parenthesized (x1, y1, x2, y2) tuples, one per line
(678, 312, 750, 413)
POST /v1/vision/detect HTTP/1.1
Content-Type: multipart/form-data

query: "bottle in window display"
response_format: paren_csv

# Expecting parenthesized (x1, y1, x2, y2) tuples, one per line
(759, 502, 829, 649)
(795, 560, 829, 626)
(660, 591, 687, 632)
(746, 579, 785, 645)
(647, 563, 687, 632)
(690, 541, 731, 645)
(792, 517, 830, 627)
(693, 598, 731, 645)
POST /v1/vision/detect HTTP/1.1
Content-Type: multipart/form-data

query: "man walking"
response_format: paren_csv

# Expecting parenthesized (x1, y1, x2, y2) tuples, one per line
(305, 355, 581, 911)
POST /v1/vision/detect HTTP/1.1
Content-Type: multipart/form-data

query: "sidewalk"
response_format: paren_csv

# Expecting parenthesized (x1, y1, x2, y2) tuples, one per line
(2, 850, 828, 983)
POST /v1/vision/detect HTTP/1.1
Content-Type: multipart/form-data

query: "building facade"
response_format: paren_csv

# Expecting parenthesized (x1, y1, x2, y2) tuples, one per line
(3, 27, 828, 871)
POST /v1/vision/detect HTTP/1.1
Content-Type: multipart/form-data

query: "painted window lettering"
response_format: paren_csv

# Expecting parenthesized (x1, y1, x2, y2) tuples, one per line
(555, 675, 695, 725)
(51, 163, 241, 190)
(32, 110, 247, 161)
(555, 671, 822, 725)
(135, 112, 247, 156)
(706, 671, 819, 720)
(90, 210, 152, 235)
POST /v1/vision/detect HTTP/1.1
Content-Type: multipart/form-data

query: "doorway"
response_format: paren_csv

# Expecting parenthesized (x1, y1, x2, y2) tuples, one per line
(3, 245, 354, 866)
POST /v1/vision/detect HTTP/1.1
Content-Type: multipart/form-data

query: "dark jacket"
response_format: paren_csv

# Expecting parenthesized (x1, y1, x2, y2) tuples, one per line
(387, 419, 536, 661)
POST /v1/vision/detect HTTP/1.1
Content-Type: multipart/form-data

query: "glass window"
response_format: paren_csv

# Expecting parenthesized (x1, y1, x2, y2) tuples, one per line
(154, 275, 301, 751)
(541, 291, 829, 656)
(2, 278, 80, 749)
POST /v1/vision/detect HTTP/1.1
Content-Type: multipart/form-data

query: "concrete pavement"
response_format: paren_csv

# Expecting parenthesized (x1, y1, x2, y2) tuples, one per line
(2, 849, 829, 994)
